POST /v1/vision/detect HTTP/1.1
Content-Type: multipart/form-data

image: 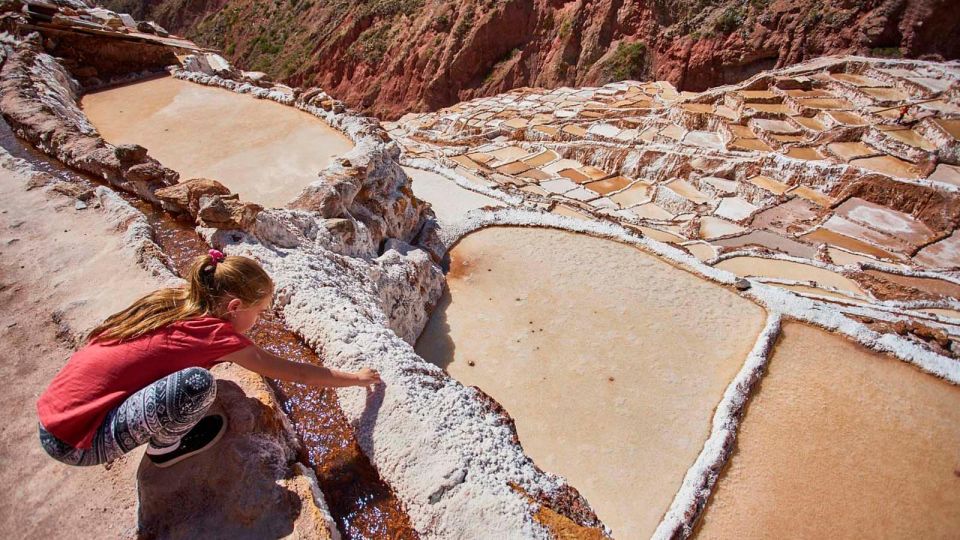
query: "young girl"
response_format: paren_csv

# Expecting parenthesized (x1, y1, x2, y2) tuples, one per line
(37, 249, 380, 468)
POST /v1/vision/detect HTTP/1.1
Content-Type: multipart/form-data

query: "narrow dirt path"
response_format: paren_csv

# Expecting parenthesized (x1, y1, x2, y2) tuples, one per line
(0, 160, 160, 537)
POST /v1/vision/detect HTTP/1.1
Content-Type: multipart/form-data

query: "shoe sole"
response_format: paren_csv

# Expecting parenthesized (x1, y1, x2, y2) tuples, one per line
(149, 414, 229, 469)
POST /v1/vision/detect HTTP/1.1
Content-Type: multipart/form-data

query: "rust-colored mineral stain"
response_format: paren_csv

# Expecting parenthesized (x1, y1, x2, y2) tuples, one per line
(697, 323, 960, 539)
(251, 313, 419, 540)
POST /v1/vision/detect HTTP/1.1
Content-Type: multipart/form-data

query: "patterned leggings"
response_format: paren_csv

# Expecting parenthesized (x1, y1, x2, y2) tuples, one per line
(39, 367, 217, 466)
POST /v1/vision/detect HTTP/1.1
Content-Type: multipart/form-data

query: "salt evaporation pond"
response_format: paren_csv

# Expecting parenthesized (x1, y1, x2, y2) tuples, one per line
(715, 256, 866, 296)
(697, 323, 960, 538)
(415, 226, 765, 538)
(403, 167, 502, 228)
(82, 76, 354, 208)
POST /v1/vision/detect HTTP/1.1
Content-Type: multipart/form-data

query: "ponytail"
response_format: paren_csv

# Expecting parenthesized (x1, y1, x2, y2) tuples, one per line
(87, 251, 273, 343)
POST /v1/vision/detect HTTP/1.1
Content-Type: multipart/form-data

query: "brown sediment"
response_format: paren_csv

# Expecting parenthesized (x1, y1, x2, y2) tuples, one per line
(711, 230, 816, 258)
(863, 270, 960, 300)
(509, 484, 608, 540)
(714, 256, 866, 296)
(251, 313, 420, 540)
(749, 198, 820, 235)
(696, 323, 960, 539)
(847, 270, 935, 302)
(799, 228, 900, 261)
(829, 175, 960, 233)
(848, 315, 955, 358)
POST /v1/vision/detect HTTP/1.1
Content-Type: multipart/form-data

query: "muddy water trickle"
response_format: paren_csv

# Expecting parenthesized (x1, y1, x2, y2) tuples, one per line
(0, 120, 415, 539)
(250, 314, 419, 540)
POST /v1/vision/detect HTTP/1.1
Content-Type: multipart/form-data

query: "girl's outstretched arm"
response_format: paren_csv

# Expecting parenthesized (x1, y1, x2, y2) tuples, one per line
(221, 345, 382, 388)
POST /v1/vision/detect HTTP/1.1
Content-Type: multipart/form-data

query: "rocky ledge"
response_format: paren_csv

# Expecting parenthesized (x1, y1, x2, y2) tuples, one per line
(0, 4, 610, 538)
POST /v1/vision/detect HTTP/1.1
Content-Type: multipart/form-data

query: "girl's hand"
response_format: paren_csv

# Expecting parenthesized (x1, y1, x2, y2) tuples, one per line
(354, 367, 382, 386)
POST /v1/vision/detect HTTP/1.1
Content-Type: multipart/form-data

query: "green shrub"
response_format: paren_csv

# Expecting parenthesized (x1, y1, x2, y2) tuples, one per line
(348, 24, 394, 63)
(453, 7, 474, 41)
(360, 0, 424, 18)
(603, 41, 648, 82)
(870, 47, 902, 58)
(714, 6, 744, 34)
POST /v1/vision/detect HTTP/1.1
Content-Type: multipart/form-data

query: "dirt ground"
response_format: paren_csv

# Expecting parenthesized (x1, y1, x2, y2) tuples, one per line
(0, 161, 161, 537)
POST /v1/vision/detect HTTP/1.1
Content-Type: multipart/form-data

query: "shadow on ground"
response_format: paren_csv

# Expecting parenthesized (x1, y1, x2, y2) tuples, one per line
(135, 380, 303, 539)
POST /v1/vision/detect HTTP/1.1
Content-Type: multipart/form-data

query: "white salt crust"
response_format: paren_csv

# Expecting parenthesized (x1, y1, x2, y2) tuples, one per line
(176, 64, 604, 538)
(652, 313, 783, 540)
(175, 56, 960, 539)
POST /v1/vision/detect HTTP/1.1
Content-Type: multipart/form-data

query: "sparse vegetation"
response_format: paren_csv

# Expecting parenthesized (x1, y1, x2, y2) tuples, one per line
(359, 0, 424, 18)
(348, 24, 394, 63)
(485, 47, 522, 82)
(870, 46, 902, 58)
(602, 41, 648, 82)
(714, 6, 745, 34)
(558, 17, 572, 38)
(453, 6, 475, 42)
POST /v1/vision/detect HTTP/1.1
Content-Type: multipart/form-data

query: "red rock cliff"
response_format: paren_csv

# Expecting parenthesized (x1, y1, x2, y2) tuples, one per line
(99, 0, 960, 119)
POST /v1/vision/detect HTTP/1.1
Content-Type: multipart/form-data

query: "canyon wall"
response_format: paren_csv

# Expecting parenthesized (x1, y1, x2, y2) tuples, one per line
(99, 0, 960, 119)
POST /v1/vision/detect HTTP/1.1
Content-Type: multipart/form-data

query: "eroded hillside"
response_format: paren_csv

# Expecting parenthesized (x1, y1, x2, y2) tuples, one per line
(98, 0, 960, 119)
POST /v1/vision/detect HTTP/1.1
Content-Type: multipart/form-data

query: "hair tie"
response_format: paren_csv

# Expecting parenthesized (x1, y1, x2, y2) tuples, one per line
(208, 249, 225, 266)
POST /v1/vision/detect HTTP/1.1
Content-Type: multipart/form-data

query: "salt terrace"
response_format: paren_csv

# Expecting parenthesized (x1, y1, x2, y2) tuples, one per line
(2, 3, 959, 537)
(388, 56, 960, 309)
(389, 54, 960, 537)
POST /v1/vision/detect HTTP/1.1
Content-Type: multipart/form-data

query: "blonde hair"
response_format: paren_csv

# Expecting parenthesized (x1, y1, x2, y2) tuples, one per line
(88, 253, 273, 343)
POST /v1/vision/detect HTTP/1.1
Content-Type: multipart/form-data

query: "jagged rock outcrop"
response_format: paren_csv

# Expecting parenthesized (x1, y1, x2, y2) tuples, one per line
(0, 37, 177, 202)
(155, 177, 232, 215)
(100, 0, 960, 119)
(289, 144, 430, 253)
(137, 365, 337, 540)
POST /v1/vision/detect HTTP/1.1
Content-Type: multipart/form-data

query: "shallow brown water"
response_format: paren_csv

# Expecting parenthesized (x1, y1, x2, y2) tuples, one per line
(416, 226, 765, 538)
(697, 323, 960, 539)
(82, 76, 354, 208)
